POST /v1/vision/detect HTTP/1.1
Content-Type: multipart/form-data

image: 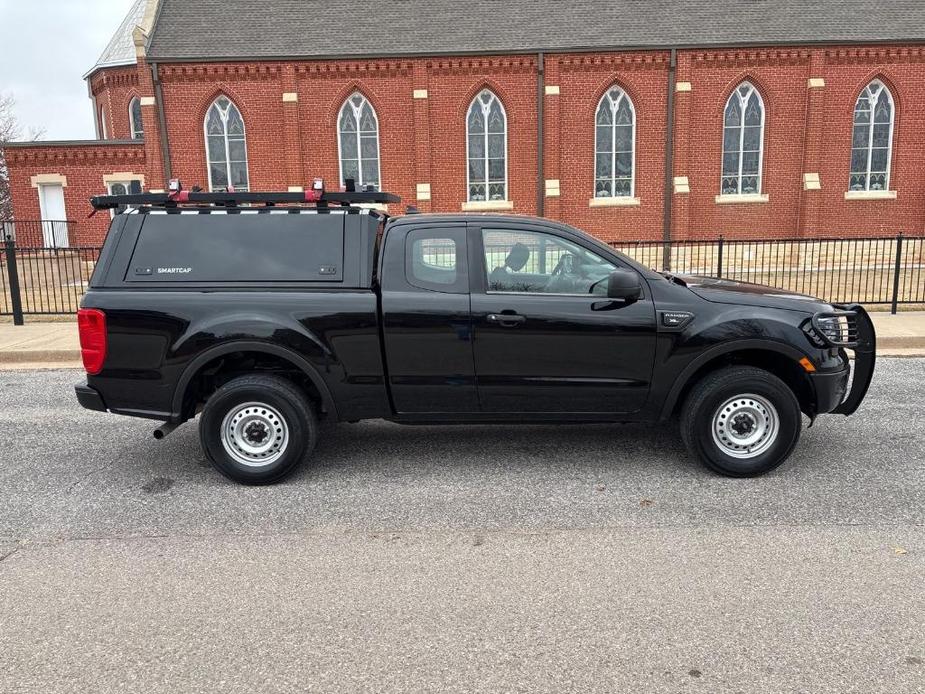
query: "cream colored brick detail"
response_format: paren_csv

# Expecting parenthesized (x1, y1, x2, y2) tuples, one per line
(673, 176, 690, 194)
(148, 189, 165, 194)
(416, 183, 431, 201)
(544, 179, 560, 197)
(413, 89, 429, 99)
(133, 26, 148, 57)
(544, 85, 560, 96)
(103, 172, 146, 186)
(803, 173, 821, 191)
(807, 77, 826, 88)
(282, 92, 298, 103)
(675, 81, 692, 93)
(30, 173, 67, 188)
(462, 199, 514, 212)
(844, 190, 897, 200)
(588, 196, 641, 207)
(355, 203, 389, 213)
(139, 96, 156, 106)
(287, 186, 304, 192)
(715, 193, 769, 204)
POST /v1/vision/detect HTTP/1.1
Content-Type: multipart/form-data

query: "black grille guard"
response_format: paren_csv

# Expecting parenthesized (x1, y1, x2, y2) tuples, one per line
(832, 304, 876, 415)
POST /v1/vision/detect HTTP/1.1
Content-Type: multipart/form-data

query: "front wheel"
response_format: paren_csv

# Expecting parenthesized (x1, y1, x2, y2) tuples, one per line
(199, 374, 317, 485)
(680, 366, 802, 477)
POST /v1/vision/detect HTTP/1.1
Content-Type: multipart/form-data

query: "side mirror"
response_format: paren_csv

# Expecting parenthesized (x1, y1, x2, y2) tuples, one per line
(606, 269, 642, 301)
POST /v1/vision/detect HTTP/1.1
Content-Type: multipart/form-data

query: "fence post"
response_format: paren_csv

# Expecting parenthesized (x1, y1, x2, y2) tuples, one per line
(661, 241, 672, 272)
(3, 236, 24, 326)
(716, 236, 724, 279)
(890, 233, 903, 315)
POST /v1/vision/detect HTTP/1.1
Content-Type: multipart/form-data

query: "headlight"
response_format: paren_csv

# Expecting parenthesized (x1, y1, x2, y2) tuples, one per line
(810, 311, 859, 347)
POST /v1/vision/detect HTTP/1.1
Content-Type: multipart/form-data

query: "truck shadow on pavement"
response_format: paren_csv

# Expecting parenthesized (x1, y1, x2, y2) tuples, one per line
(142, 416, 793, 487)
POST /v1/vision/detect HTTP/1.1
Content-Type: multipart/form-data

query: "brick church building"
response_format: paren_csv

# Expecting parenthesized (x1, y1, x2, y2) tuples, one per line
(5, 0, 925, 247)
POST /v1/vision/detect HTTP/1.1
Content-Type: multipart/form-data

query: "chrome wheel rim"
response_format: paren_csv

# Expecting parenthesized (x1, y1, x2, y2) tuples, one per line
(220, 401, 289, 468)
(711, 394, 779, 459)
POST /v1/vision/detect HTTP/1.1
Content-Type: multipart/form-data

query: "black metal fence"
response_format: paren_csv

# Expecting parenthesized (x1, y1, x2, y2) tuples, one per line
(2, 224, 924, 324)
(1, 238, 102, 324)
(0, 219, 75, 249)
(608, 235, 924, 311)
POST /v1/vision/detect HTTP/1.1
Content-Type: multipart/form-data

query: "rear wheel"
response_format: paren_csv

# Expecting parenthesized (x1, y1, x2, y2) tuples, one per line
(680, 366, 802, 477)
(199, 374, 317, 484)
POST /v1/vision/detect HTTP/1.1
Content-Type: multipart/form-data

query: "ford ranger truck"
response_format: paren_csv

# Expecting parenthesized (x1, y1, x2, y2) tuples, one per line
(75, 187, 875, 484)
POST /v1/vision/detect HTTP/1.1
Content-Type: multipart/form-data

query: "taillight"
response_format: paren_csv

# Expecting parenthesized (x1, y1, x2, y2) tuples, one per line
(77, 308, 107, 375)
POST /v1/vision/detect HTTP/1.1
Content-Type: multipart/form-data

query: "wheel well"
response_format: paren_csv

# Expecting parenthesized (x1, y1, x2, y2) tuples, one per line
(671, 349, 814, 417)
(179, 350, 328, 422)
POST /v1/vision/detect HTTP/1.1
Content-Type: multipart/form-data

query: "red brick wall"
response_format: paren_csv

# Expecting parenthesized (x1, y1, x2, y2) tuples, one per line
(808, 47, 925, 237)
(550, 51, 670, 242)
(8, 44, 925, 245)
(5, 143, 145, 246)
(672, 45, 925, 240)
(90, 66, 141, 141)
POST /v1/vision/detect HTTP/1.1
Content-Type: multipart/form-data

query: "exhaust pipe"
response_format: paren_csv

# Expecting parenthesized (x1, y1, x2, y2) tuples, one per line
(153, 421, 180, 440)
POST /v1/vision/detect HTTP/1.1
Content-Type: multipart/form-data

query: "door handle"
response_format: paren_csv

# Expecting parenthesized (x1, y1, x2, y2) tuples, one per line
(487, 313, 526, 326)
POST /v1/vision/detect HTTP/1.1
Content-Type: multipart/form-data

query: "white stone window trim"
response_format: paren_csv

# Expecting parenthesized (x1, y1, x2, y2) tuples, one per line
(105, 176, 144, 218)
(848, 80, 895, 194)
(594, 85, 637, 201)
(203, 96, 250, 192)
(462, 200, 514, 212)
(466, 89, 509, 204)
(844, 190, 897, 200)
(588, 197, 641, 207)
(715, 193, 770, 204)
(720, 82, 765, 196)
(337, 91, 382, 191)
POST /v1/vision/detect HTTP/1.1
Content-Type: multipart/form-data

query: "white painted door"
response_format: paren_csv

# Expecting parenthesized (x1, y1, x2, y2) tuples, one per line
(37, 184, 69, 247)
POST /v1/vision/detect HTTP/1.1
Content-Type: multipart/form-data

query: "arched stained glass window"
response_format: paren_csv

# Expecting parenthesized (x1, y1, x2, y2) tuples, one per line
(338, 92, 380, 190)
(721, 82, 764, 195)
(849, 80, 894, 192)
(204, 96, 249, 192)
(129, 97, 143, 140)
(467, 89, 507, 202)
(594, 86, 635, 198)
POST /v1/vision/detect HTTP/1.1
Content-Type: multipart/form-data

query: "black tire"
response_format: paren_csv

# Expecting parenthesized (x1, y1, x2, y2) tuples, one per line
(680, 366, 802, 477)
(199, 374, 317, 485)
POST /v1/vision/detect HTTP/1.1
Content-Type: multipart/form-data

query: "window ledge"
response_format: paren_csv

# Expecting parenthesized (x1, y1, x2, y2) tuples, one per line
(462, 200, 514, 212)
(715, 193, 769, 205)
(844, 190, 897, 200)
(588, 196, 641, 208)
(354, 203, 389, 212)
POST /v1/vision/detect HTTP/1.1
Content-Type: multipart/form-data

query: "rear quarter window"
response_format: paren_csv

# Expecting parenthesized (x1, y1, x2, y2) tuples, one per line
(125, 213, 345, 282)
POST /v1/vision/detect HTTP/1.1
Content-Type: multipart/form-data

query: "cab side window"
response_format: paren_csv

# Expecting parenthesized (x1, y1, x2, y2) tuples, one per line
(482, 228, 617, 295)
(405, 228, 468, 293)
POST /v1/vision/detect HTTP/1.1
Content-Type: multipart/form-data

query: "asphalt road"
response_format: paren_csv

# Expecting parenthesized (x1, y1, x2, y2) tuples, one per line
(0, 361, 923, 693)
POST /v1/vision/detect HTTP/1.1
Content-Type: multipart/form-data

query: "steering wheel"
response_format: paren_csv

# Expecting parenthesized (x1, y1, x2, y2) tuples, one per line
(545, 253, 581, 292)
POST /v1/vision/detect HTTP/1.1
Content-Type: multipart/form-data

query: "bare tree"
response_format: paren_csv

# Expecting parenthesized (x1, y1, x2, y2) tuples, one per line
(0, 92, 44, 221)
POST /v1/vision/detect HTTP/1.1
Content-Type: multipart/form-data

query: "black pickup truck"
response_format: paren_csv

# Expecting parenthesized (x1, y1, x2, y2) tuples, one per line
(76, 187, 875, 484)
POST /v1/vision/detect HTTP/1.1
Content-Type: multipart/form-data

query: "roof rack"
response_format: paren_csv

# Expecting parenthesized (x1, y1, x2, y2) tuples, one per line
(89, 179, 400, 211)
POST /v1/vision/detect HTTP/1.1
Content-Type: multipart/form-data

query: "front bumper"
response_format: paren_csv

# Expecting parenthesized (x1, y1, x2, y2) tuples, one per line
(810, 366, 851, 414)
(830, 304, 876, 415)
(75, 383, 107, 412)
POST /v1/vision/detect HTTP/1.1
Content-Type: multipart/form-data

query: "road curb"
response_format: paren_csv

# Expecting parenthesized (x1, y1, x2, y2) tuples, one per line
(0, 350, 82, 364)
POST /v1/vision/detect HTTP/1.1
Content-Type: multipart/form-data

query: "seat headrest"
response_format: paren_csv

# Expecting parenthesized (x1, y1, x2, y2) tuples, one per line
(506, 243, 530, 272)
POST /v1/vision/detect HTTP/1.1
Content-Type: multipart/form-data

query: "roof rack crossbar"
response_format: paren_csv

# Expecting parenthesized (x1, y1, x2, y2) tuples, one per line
(90, 190, 400, 211)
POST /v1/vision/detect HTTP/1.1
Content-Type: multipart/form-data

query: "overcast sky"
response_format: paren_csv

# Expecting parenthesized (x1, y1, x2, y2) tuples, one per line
(0, 0, 135, 140)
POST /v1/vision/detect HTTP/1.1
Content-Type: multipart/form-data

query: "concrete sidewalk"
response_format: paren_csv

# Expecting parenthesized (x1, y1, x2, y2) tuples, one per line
(2, 312, 925, 368)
